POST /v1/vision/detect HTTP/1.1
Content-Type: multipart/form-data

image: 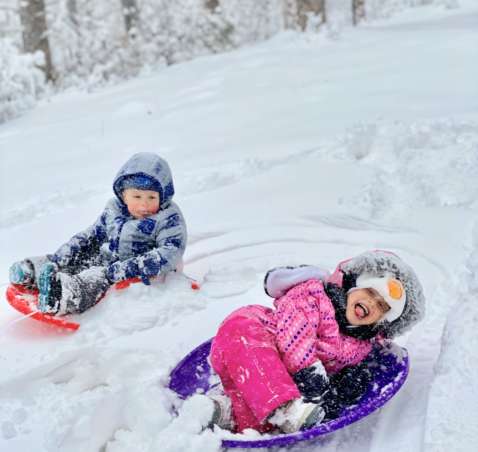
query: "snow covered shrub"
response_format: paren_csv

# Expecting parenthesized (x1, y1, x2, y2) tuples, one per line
(47, 0, 283, 89)
(138, 0, 236, 65)
(365, 0, 460, 19)
(49, 1, 140, 88)
(331, 119, 478, 217)
(221, 0, 283, 44)
(0, 0, 284, 93)
(0, 39, 46, 123)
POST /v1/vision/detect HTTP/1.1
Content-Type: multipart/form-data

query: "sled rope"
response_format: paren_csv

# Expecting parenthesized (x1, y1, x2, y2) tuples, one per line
(0, 310, 39, 336)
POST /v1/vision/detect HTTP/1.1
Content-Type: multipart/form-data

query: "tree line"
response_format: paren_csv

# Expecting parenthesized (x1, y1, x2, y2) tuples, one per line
(1, 0, 446, 123)
(3, 0, 367, 84)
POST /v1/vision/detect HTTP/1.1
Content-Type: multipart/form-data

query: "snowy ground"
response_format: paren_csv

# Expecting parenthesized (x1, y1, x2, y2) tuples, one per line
(1, 2, 478, 451)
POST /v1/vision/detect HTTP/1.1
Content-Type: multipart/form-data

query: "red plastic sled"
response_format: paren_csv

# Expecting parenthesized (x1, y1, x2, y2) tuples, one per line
(6, 276, 200, 332)
(6, 284, 81, 331)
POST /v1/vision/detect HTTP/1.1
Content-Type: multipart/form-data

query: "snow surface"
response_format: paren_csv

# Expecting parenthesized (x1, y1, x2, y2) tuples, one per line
(1, 2, 478, 451)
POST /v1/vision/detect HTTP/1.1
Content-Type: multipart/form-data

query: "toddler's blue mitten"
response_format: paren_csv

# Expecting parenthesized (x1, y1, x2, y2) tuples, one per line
(139, 257, 161, 286)
(105, 262, 121, 284)
(106, 259, 158, 286)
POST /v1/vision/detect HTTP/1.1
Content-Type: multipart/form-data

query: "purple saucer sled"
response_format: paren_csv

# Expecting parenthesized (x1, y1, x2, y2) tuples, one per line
(169, 339, 409, 449)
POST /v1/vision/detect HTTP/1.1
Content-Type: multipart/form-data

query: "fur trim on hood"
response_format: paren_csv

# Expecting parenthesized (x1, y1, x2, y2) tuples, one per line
(328, 250, 425, 339)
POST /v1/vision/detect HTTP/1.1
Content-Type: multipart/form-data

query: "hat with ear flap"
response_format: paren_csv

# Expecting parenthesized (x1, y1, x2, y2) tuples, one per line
(328, 250, 425, 338)
(354, 272, 406, 323)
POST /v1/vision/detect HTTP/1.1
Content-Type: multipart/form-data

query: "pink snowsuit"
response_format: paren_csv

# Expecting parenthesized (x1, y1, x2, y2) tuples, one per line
(209, 279, 373, 432)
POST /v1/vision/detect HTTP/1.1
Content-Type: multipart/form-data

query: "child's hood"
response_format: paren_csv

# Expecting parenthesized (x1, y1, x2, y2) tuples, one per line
(327, 250, 425, 339)
(113, 152, 175, 208)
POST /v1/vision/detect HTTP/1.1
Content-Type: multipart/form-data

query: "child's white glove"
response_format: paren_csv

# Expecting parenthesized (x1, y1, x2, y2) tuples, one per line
(264, 265, 330, 298)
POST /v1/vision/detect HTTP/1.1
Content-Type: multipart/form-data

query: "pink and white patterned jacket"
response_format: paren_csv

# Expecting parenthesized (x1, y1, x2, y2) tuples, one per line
(265, 278, 373, 374)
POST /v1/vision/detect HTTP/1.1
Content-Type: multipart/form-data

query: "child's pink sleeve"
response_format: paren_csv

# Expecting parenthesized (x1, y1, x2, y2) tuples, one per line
(274, 279, 326, 374)
(274, 279, 372, 375)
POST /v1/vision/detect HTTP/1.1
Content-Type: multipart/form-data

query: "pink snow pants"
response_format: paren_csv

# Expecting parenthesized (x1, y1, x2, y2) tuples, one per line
(210, 306, 301, 432)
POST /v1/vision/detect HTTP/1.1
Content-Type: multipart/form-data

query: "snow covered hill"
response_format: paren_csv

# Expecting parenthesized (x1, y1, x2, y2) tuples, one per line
(1, 2, 477, 451)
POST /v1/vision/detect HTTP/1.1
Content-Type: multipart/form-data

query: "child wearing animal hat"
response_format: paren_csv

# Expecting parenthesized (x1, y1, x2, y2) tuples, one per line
(204, 250, 425, 434)
(9, 152, 187, 315)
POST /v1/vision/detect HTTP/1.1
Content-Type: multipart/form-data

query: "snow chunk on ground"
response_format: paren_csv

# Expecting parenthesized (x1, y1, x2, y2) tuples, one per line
(324, 119, 478, 218)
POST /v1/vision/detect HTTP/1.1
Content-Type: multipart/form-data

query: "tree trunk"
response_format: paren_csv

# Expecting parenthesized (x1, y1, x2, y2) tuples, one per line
(120, 0, 140, 39)
(204, 0, 220, 13)
(66, 0, 79, 27)
(296, 0, 326, 31)
(352, 0, 366, 26)
(19, 0, 55, 81)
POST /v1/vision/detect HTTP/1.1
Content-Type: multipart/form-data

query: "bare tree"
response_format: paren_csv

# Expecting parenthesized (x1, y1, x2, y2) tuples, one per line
(295, 1, 327, 31)
(204, 0, 220, 13)
(120, 0, 140, 38)
(66, 0, 79, 27)
(18, 0, 55, 81)
(352, 0, 366, 26)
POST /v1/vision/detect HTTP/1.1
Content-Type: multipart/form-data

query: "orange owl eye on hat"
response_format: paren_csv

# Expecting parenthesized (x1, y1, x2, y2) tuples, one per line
(387, 279, 404, 300)
(355, 272, 406, 322)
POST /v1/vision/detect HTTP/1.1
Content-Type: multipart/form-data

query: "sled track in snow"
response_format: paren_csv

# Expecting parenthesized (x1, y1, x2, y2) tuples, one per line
(186, 224, 447, 278)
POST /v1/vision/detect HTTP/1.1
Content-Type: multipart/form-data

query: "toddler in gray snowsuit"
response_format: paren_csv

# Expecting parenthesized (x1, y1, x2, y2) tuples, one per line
(9, 152, 187, 315)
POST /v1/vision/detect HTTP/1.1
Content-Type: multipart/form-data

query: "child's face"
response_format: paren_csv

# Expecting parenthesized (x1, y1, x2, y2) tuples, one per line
(345, 288, 391, 326)
(122, 188, 160, 219)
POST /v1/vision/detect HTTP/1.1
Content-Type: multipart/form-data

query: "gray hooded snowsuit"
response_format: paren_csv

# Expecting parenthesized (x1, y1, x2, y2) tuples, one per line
(23, 152, 187, 313)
